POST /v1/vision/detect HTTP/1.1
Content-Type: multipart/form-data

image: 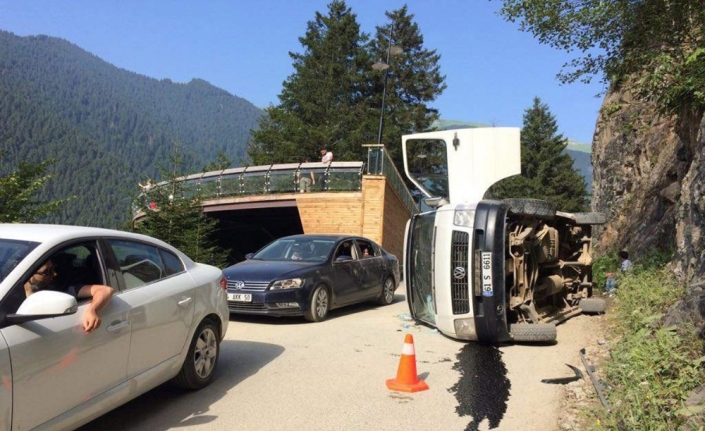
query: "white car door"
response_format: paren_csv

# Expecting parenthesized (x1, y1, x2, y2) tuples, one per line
(1, 299, 130, 430)
(0, 336, 11, 431)
(120, 274, 196, 378)
(106, 239, 195, 378)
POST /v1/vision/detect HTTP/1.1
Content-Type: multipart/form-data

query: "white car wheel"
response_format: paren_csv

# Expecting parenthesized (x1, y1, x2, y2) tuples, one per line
(174, 319, 220, 389)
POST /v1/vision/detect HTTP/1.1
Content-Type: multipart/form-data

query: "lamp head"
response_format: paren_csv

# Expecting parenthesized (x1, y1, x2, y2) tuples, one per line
(372, 61, 390, 71)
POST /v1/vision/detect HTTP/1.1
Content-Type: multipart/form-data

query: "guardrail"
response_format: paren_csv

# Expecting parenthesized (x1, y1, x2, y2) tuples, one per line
(365, 145, 420, 215)
(148, 161, 365, 200)
(140, 154, 419, 216)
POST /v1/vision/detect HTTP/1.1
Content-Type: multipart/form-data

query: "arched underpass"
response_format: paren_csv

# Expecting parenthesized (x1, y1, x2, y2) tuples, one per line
(197, 175, 415, 265)
(207, 204, 304, 263)
(136, 161, 418, 265)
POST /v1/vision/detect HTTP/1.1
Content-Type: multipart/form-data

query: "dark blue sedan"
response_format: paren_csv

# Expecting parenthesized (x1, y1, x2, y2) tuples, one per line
(223, 234, 400, 322)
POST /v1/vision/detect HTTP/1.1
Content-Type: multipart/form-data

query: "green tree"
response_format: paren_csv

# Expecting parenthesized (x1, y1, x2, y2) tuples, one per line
(497, 0, 705, 112)
(202, 151, 233, 172)
(0, 151, 65, 222)
(489, 97, 589, 212)
(249, 0, 373, 165)
(132, 147, 228, 267)
(370, 6, 447, 166)
(248, 2, 446, 169)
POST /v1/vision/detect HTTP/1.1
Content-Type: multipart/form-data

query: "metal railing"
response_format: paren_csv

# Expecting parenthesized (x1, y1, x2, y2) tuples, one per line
(140, 153, 419, 216)
(148, 161, 365, 201)
(366, 146, 420, 215)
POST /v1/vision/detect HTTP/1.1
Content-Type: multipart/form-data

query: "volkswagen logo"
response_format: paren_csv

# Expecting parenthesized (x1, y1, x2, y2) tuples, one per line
(233, 281, 245, 290)
(453, 266, 466, 280)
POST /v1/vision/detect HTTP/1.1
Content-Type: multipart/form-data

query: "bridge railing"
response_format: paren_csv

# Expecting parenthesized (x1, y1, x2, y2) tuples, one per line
(141, 154, 419, 216)
(151, 161, 365, 201)
(365, 145, 420, 215)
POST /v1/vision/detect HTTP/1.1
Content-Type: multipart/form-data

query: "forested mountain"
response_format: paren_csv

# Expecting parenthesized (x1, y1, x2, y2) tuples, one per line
(0, 31, 262, 228)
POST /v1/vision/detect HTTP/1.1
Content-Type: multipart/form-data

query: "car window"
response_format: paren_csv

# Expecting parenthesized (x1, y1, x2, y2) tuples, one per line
(372, 243, 382, 257)
(160, 249, 185, 276)
(355, 239, 375, 259)
(54, 243, 104, 290)
(107, 239, 169, 289)
(334, 241, 356, 261)
(301, 240, 335, 261)
(1, 241, 104, 314)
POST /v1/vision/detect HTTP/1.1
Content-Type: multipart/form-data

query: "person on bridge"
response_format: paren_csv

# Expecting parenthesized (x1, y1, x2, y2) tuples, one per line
(298, 158, 315, 192)
(318, 147, 333, 189)
(138, 178, 153, 193)
(320, 147, 333, 164)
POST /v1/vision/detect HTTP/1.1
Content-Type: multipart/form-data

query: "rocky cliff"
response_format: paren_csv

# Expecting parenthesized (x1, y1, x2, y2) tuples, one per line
(591, 87, 705, 282)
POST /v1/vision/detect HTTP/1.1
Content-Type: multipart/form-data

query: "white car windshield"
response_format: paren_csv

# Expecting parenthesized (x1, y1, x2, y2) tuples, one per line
(0, 239, 40, 282)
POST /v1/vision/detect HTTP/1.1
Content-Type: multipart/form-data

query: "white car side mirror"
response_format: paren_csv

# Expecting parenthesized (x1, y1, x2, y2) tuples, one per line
(16, 290, 78, 316)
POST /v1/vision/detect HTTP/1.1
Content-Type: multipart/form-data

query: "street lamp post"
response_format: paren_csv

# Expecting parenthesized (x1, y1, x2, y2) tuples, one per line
(372, 36, 402, 146)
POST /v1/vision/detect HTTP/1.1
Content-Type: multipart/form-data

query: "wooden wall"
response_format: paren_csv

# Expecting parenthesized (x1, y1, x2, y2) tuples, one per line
(295, 176, 412, 259)
(361, 176, 385, 243)
(296, 192, 363, 236)
(381, 180, 413, 259)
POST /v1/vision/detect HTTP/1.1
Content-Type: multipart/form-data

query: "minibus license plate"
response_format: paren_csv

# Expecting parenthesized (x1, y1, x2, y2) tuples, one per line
(481, 252, 493, 297)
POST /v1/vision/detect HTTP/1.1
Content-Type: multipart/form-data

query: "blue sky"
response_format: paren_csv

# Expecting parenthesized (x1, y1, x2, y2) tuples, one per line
(0, 0, 605, 144)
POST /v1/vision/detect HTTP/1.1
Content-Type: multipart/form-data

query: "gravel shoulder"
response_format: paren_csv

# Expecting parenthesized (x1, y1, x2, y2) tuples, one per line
(81, 286, 607, 431)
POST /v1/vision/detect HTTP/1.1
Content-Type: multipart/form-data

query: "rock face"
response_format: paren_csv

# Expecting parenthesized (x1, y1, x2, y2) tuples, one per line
(591, 87, 705, 281)
(663, 281, 705, 339)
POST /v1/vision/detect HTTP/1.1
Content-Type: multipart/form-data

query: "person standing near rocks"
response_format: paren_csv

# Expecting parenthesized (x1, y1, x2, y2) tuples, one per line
(619, 250, 633, 271)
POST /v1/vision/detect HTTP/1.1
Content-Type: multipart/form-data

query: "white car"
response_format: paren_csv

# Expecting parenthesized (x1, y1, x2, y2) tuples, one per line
(0, 224, 229, 431)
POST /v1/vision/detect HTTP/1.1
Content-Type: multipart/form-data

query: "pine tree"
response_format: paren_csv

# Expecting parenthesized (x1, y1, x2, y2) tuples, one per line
(249, 3, 446, 171)
(249, 0, 373, 165)
(131, 147, 229, 267)
(369, 6, 447, 166)
(0, 151, 65, 223)
(489, 97, 589, 212)
(203, 151, 233, 172)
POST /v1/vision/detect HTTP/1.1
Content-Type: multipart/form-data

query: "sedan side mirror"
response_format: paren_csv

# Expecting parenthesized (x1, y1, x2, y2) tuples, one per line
(6, 291, 78, 325)
(245, 253, 254, 260)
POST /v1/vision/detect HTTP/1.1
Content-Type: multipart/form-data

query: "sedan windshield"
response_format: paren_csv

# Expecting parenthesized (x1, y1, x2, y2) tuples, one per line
(253, 238, 336, 262)
(0, 239, 40, 282)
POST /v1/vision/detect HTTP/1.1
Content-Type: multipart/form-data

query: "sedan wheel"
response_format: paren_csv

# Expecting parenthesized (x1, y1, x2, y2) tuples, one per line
(194, 327, 218, 378)
(174, 319, 220, 390)
(304, 285, 329, 322)
(377, 277, 395, 305)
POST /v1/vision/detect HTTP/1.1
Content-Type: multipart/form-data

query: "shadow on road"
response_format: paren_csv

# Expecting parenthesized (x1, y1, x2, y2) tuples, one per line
(227, 293, 406, 325)
(78, 339, 284, 431)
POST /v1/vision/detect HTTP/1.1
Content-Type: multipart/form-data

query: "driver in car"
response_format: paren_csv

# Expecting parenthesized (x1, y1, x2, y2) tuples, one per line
(23, 259, 114, 333)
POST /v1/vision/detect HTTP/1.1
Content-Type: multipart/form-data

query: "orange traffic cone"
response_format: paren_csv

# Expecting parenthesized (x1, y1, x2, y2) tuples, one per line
(386, 333, 429, 392)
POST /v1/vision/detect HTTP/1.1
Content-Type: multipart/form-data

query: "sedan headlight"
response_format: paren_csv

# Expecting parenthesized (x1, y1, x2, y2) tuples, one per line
(270, 278, 303, 290)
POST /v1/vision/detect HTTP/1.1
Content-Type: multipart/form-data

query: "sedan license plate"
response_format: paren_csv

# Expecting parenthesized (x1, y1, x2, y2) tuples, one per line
(481, 252, 493, 297)
(228, 293, 252, 302)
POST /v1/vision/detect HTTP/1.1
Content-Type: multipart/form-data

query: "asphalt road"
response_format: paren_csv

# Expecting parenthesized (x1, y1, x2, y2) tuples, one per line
(80, 283, 600, 431)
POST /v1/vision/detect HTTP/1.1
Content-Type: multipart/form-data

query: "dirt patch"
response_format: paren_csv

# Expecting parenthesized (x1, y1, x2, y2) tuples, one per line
(557, 308, 611, 430)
